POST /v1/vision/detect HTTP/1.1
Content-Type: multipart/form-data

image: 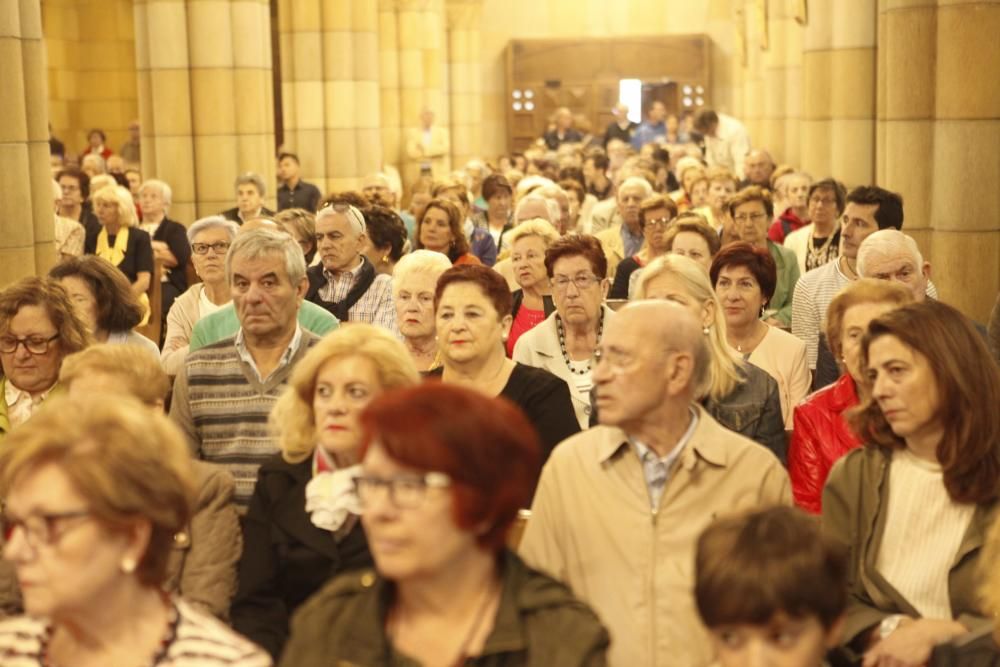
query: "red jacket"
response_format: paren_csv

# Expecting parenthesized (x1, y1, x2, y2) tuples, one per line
(788, 374, 862, 514)
(768, 208, 807, 244)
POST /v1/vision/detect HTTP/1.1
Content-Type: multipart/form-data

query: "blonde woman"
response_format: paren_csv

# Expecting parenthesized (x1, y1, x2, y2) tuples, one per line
(231, 324, 419, 660)
(83, 184, 153, 303)
(506, 218, 561, 355)
(635, 254, 786, 461)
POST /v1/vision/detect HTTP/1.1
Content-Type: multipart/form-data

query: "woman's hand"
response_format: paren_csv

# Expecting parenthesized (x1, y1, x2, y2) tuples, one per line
(151, 240, 178, 267)
(862, 618, 967, 667)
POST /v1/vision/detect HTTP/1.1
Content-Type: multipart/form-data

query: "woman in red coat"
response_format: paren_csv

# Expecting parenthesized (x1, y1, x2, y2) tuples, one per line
(788, 279, 912, 513)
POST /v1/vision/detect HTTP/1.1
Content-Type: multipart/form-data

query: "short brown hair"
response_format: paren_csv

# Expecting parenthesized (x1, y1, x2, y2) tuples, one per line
(321, 190, 369, 209)
(710, 242, 778, 303)
(0, 395, 196, 587)
(59, 344, 170, 407)
(851, 300, 1000, 504)
(663, 216, 722, 257)
(638, 194, 679, 231)
(557, 179, 584, 205)
(0, 277, 91, 367)
(544, 234, 607, 279)
(727, 185, 774, 219)
(695, 505, 847, 629)
(49, 255, 144, 332)
(416, 197, 471, 262)
(823, 278, 913, 362)
(434, 264, 512, 318)
(481, 173, 513, 202)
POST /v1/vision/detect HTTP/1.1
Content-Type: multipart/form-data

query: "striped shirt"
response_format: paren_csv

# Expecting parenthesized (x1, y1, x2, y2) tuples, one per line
(317, 260, 397, 332)
(169, 332, 319, 509)
(0, 598, 272, 666)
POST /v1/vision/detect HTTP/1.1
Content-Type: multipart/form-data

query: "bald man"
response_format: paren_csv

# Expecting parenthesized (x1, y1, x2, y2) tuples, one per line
(520, 301, 791, 667)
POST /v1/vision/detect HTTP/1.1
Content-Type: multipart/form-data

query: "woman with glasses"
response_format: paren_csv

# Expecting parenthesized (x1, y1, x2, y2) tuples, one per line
(725, 186, 800, 328)
(49, 255, 160, 358)
(0, 278, 91, 440)
(431, 265, 580, 461)
(609, 195, 678, 299)
(392, 250, 452, 372)
(506, 218, 561, 356)
(159, 216, 239, 375)
(0, 395, 270, 665)
(513, 235, 614, 429)
(231, 325, 419, 660)
(280, 383, 609, 666)
(784, 178, 847, 275)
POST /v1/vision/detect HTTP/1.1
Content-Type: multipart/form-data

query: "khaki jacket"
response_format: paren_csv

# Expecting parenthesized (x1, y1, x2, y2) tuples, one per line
(822, 446, 999, 650)
(594, 226, 625, 280)
(519, 408, 792, 667)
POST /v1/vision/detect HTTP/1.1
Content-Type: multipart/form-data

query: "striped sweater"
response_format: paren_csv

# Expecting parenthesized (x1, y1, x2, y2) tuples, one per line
(170, 333, 319, 509)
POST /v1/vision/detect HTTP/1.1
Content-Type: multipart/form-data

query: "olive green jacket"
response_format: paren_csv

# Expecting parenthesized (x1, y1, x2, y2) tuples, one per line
(279, 550, 609, 667)
(822, 446, 999, 652)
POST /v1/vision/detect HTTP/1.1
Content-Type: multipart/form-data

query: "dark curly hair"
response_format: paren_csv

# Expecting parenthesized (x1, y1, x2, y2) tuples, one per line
(49, 256, 144, 333)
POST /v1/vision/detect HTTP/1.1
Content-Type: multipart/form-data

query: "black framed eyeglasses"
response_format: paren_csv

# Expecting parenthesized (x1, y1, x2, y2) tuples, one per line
(352, 472, 451, 510)
(1, 508, 91, 550)
(191, 241, 231, 255)
(0, 333, 59, 355)
(551, 274, 600, 292)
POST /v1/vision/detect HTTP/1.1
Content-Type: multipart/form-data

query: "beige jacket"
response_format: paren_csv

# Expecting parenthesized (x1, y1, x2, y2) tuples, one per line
(404, 125, 450, 177)
(595, 225, 625, 280)
(520, 408, 792, 667)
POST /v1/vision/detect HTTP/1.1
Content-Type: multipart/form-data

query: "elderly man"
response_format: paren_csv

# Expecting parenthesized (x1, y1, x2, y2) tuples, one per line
(694, 109, 751, 179)
(594, 176, 652, 278)
(739, 148, 775, 189)
(277, 152, 322, 213)
(170, 229, 319, 509)
(305, 203, 395, 330)
(404, 108, 450, 179)
(520, 301, 791, 667)
(361, 172, 397, 210)
(631, 101, 668, 150)
(603, 102, 637, 148)
(221, 172, 275, 225)
(544, 107, 583, 150)
(119, 120, 141, 164)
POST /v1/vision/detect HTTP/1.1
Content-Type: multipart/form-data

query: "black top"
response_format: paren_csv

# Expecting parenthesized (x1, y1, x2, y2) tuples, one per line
(83, 225, 154, 284)
(231, 455, 373, 660)
(543, 128, 583, 150)
(928, 626, 1000, 667)
(609, 255, 642, 299)
(277, 180, 323, 213)
(151, 218, 191, 294)
(603, 120, 637, 147)
(511, 289, 555, 320)
(220, 206, 277, 225)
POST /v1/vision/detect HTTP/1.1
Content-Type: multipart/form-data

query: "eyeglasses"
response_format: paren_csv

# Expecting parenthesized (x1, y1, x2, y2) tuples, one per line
(809, 197, 837, 206)
(591, 346, 634, 374)
(191, 241, 231, 255)
(644, 217, 673, 229)
(551, 274, 600, 292)
(352, 472, 451, 510)
(319, 202, 367, 233)
(733, 212, 768, 224)
(2, 508, 91, 550)
(0, 333, 59, 355)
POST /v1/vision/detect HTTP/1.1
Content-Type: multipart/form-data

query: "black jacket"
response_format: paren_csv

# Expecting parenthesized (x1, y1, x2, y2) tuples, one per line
(152, 218, 191, 295)
(231, 455, 373, 659)
(220, 206, 276, 224)
(511, 290, 555, 320)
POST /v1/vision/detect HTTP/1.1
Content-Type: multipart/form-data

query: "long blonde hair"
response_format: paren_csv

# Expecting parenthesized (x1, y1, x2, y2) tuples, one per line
(271, 324, 421, 464)
(634, 254, 743, 401)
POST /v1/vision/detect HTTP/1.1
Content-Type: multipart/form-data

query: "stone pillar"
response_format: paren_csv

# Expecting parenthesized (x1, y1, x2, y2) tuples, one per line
(877, 0, 1000, 321)
(379, 0, 403, 176)
(800, 0, 876, 186)
(760, 1, 803, 166)
(740, 1, 766, 157)
(446, 0, 481, 170)
(133, 0, 198, 224)
(0, 0, 55, 285)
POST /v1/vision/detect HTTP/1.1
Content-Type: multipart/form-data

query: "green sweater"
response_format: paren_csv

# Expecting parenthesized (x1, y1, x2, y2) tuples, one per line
(188, 302, 338, 353)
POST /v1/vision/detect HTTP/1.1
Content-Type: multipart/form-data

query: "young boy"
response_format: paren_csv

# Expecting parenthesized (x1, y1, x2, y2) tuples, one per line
(695, 505, 848, 667)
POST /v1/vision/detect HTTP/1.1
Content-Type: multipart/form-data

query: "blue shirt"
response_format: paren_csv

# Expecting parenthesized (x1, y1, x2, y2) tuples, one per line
(621, 224, 644, 258)
(631, 121, 666, 150)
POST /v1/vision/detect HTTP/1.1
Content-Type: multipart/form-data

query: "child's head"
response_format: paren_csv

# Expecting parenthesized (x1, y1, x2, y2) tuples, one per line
(695, 506, 847, 667)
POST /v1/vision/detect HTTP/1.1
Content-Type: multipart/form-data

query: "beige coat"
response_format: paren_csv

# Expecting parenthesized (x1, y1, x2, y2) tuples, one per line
(404, 125, 450, 178)
(520, 408, 792, 667)
(595, 225, 625, 280)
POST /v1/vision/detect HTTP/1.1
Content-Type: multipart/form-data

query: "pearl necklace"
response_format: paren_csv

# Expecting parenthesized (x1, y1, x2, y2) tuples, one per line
(557, 310, 605, 375)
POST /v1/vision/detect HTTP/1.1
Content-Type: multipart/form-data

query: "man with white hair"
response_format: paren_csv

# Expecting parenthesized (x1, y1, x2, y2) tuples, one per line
(857, 229, 931, 303)
(603, 102, 637, 148)
(739, 148, 775, 189)
(544, 107, 583, 150)
(594, 176, 653, 278)
(222, 172, 275, 225)
(304, 203, 395, 331)
(138, 178, 191, 319)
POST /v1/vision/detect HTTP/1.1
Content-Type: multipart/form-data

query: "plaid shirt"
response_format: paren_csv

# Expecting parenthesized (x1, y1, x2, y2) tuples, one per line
(318, 259, 398, 333)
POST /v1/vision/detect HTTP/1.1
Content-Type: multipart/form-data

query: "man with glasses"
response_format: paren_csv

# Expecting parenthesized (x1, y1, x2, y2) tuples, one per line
(304, 203, 396, 331)
(520, 300, 791, 667)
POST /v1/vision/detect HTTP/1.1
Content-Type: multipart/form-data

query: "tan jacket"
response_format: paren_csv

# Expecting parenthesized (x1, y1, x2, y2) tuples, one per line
(519, 408, 792, 667)
(822, 446, 999, 651)
(594, 225, 625, 280)
(404, 125, 450, 177)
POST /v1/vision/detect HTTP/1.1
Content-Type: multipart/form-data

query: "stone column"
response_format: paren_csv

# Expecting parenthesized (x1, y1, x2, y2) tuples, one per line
(877, 0, 1000, 321)
(379, 0, 403, 176)
(800, 0, 875, 185)
(760, 1, 803, 166)
(446, 0, 481, 171)
(0, 0, 55, 285)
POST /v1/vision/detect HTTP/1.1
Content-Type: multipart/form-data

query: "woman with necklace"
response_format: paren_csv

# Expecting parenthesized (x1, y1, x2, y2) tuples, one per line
(710, 243, 810, 429)
(392, 250, 453, 372)
(280, 383, 609, 666)
(84, 184, 154, 307)
(506, 218, 560, 356)
(429, 265, 580, 463)
(784, 178, 847, 274)
(513, 235, 614, 429)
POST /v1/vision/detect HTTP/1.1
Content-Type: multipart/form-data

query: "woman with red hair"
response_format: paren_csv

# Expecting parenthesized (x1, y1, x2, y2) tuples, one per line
(281, 384, 609, 665)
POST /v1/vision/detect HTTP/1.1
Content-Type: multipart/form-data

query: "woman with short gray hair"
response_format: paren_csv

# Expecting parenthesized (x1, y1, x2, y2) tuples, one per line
(138, 178, 191, 320)
(161, 216, 240, 375)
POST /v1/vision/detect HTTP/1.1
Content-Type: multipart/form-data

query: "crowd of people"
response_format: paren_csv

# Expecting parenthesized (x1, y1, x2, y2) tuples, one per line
(0, 105, 998, 666)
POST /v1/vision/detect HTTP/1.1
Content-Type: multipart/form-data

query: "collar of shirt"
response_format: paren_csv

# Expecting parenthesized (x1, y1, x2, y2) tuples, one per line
(235, 323, 303, 383)
(596, 404, 729, 469)
(238, 208, 262, 223)
(323, 255, 364, 285)
(4, 380, 53, 428)
(630, 406, 699, 470)
(620, 223, 644, 257)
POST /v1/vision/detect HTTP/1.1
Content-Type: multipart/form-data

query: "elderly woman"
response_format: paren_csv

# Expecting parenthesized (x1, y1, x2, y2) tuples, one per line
(431, 265, 580, 460)
(767, 171, 812, 244)
(726, 186, 799, 328)
(280, 383, 610, 665)
(823, 300, 1000, 666)
(49, 255, 159, 357)
(670, 158, 706, 213)
(0, 396, 269, 665)
(635, 255, 786, 461)
(784, 178, 847, 274)
(609, 194, 678, 299)
(693, 166, 738, 233)
(274, 208, 318, 266)
(360, 205, 409, 275)
(138, 179, 190, 316)
(710, 243, 810, 430)
(159, 216, 239, 374)
(392, 250, 452, 372)
(56, 344, 241, 619)
(231, 325, 419, 659)
(788, 279, 913, 514)
(506, 218, 561, 356)
(416, 197, 482, 266)
(0, 278, 90, 439)
(663, 213, 721, 272)
(84, 184, 154, 301)
(513, 235, 614, 429)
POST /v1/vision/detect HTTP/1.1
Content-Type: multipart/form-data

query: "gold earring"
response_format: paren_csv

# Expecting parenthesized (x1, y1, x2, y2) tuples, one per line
(121, 557, 137, 574)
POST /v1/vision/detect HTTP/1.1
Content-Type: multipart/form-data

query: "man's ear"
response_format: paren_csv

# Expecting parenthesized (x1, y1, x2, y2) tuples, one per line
(296, 275, 309, 301)
(921, 261, 932, 281)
